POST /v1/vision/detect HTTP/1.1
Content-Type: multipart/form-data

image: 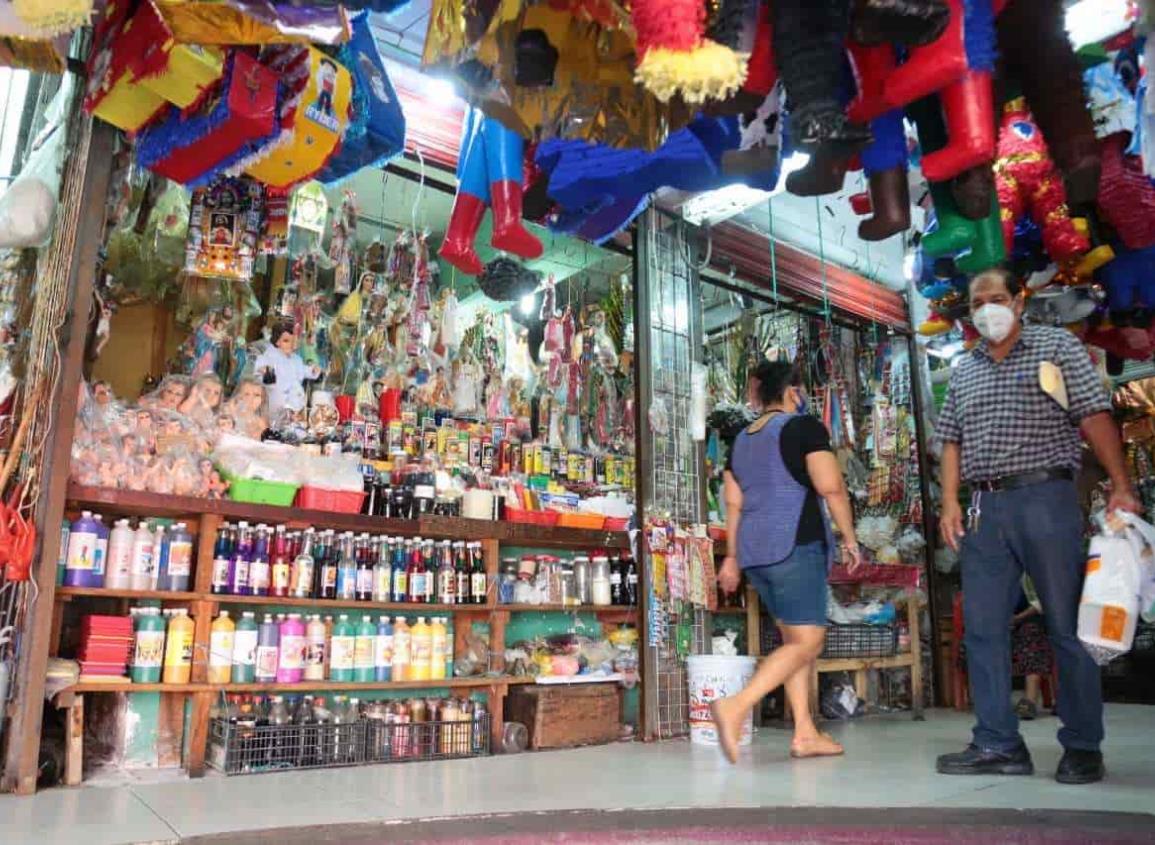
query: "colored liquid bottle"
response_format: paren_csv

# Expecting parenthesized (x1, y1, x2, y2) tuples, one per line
(92, 514, 108, 587)
(469, 542, 487, 605)
(329, 614, 356, 682)
(409, 616, 431, 681)
(624, 556, 639, 606)
(276, 613, 306, 684)
(150, 525, 167, 592)
(210, 524, 234, 595)
(336, 533, 357, 601)
(229, 522, 253, 596)
(209, 611, 235, 685)
(254, 613, 280, 683)
(129, 521, 156, 591)
(162, 522, 194, 592)
(374, 615, 393, 682)
(407, 538, 426, 604)
(292, 528, 316, 599)
(373, 538, 392, 602)
(437, 541, 455, 605)
(104, 518, 135, 590)
(355, 535, 375, 602)
(270, 525, 291, 598)
(249, 524, 271, 597)
(318, 531, 338, 600)
(454, 542, 469, 605)
(131, 607, 166, 684)
(162, 609, 195, 684)
(391, 540, 408, 603)
(63, 511, 101, 588)
(430, 616, 448, 681)
(609, 556, 624, 605)
(304, 614, 327, 681)
(391, 616, 410, 681)
(231, 611, 259, 683)
(353, 615, 376, 683)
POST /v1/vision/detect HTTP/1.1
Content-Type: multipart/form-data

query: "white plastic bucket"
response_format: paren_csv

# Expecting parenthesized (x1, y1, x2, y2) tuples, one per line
(687, 655, 757, 747)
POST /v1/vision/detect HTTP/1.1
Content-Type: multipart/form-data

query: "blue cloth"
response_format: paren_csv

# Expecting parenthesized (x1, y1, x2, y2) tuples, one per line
(745, 542, 829, 626)
(731, 414, 812, 569)
(861, 108, 907, 175)
(960, 479, 1103, 753)
(1095, 242, 1155, 312)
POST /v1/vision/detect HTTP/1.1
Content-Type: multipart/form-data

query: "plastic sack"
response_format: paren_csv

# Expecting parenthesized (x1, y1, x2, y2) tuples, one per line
(1114, 511, 1155, 624)
(1078, 514, 1147, 664)
(0, 76, 73, 248)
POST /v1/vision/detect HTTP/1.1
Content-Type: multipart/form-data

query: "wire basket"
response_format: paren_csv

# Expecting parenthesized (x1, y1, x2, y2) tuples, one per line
(208, 715, 490, 775)
(761, 621, 899, 659)
(364, 715, 490, 764)
(208, 717, 366, 775)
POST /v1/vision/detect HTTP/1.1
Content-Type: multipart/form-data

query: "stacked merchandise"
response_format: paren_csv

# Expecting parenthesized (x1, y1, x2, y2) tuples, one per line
(209, 693, 489, 774)
(76, 615, 133, 682)
(499, 553, 638, 607)
(60, 511, 196, 592)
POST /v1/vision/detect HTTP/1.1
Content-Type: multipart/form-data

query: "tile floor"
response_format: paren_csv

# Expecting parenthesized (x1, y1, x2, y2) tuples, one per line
(0, 705, 1152, 845)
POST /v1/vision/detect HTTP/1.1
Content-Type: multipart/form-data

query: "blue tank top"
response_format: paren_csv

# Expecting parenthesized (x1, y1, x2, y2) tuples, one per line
(731, 413, 833, 570)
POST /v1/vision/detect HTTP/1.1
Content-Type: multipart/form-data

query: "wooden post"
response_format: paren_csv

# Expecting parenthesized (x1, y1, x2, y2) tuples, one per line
(186, 691, 213, 778)
(2, 121, 116, 795)
(63, 694, 84, 787)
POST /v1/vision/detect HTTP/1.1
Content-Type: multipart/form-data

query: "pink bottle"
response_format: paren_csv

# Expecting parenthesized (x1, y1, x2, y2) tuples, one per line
(276, 613, 306, 684)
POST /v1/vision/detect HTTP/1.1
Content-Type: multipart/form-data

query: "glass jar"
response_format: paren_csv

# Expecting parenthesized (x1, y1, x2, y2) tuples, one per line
(498, 558, 518, 604)
(572, 555, 591, 605)
(558, 560, 577, 607)
(390, 485, 413, 520)
(591, 555, 612, 606)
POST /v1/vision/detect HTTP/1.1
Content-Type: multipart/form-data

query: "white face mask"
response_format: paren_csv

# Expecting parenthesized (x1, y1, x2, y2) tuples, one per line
(972, 303, 1018, 343)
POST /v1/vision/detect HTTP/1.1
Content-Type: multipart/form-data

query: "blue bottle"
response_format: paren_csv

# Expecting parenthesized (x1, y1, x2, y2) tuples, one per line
(229, 522, 253, 595)
(391, 540, 408, 603)
(63, 511, 101, 588)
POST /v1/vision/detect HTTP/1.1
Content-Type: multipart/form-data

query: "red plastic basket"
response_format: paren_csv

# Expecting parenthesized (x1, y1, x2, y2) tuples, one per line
(505, 507, 560, 527)
(295, 486, 367, 514)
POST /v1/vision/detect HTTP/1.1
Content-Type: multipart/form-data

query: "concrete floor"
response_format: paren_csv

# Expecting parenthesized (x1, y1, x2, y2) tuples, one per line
(0, 705, 1152, 845)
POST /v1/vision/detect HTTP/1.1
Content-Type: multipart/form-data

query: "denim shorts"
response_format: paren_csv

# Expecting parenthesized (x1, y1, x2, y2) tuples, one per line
(743, 541, 829, 627)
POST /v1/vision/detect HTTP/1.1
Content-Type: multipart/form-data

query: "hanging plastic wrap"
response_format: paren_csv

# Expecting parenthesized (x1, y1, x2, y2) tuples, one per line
(689, 361, 708, 442)
(153, 1, 350, 46)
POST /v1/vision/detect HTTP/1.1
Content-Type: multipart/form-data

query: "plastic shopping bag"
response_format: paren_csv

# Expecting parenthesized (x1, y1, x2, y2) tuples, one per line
(1116, 511, 1155, 624)
(1077, 512, 1149, 664)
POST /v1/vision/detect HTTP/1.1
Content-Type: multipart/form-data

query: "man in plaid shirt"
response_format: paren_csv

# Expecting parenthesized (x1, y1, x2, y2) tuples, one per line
(935, 269, 1139, 785)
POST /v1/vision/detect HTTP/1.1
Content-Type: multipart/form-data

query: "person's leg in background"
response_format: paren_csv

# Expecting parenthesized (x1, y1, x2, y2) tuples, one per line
(1009, 480, 1105, 783)
(938, 490, 1032, 774)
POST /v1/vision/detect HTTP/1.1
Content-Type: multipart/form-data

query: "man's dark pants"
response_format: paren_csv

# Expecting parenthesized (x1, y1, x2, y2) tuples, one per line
(960, 479, 1103, 753)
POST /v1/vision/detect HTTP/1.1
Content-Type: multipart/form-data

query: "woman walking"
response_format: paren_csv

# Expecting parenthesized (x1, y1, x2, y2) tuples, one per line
(710, 359, 861, 764)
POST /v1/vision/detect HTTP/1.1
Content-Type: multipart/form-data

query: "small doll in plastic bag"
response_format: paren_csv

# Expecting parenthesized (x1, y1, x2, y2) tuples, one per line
(180, 373, 224, 430)
(225, 377, 269, 440)
(141, 374, 191, 413)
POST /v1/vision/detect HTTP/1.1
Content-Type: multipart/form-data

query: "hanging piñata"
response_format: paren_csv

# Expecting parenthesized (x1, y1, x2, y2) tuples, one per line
(629, 0, 748, 104)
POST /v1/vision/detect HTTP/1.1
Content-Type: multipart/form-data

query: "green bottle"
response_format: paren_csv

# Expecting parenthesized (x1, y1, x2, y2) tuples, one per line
(131, 607, 167, 684)
(231, 610, 259, 684)
(329, 614, 356, 683)
(353, 615, 376, 683)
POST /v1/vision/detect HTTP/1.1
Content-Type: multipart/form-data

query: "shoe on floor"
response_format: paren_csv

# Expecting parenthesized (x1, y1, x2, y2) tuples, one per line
(1014, 698, 1039, 721)
(936, 743, 1034, 776)
(1056, 749, 1105, 785)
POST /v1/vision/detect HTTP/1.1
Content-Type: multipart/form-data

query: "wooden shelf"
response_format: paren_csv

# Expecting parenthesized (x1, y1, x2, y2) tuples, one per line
(67, 484, 629, 550)
(66, 675, 536, 695)
(56, 587, 200, 602)
(205, 594, 480, 615)
(499, 603, 637, 616)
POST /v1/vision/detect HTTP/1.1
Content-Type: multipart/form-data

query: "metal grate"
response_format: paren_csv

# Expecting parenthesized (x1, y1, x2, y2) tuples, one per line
(636, 212, 710, 739)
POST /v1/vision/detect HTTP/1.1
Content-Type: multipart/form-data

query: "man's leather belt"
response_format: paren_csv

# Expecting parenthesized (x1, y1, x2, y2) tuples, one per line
(972, 467, 1074, 493)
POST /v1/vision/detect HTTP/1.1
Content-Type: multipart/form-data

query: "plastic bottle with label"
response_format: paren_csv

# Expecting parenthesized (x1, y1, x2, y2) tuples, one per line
(104, 518, 135, 590)
(249, 524, 271, 597)
(131, 607, 166, 683)
(373, 538, 393, 602)
(63, 511, 101, 588)
(353, 615, 376, 682)
(409, 616, 432, 681)
(228, 522, 253, 596)
(374, 615, 393, 682)
(304, 614, 327, 681)
(231, 611, 259, 683)
(391, 540, 408, 603)
(208, 611, 235, 684)
(129, 521, 156, 591)
(270, 525, 291, 598)
(430, 617, 448, 680)
(276, 613, 306, 684)
(162, 522, 194, 592)
(336, 533, 357, 601)
(92, 515, 109, 586)
(391, 616, 411, 681)
(355, 535, 374, 602)
(329, 614, 356, 682)
(291, 528, 316, 599)
(254, 613, 280, 683)
(56, 522, 69, 586)
(162, 608, 195, 684)
(210, 524, 233, 595)
(150, 524, 167, 592)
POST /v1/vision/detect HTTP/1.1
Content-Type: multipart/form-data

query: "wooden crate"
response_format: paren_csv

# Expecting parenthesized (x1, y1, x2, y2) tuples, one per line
(506, 683, 621, 750)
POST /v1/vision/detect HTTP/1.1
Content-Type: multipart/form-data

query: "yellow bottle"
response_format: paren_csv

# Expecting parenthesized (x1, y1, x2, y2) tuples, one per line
(430, 617, 448, 680)
(162, 608, 195, 684)
(208, 610, 235, 685)
(392, 616, 411, 682)
(409, 616, 431, 681)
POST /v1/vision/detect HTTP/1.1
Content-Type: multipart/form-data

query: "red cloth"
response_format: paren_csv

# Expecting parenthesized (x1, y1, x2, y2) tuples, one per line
(1097, 133, 1155, 250)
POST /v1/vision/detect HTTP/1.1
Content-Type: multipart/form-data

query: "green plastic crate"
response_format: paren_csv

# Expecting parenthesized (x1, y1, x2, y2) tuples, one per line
(222, 471, 299, 507)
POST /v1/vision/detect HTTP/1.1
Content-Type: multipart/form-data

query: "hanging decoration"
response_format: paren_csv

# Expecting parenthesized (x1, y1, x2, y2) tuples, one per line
(243, 46, 353, 189)
(183, 177, 264, 282)
(152, 0, 351, 46)
(11, 0, 92, 37)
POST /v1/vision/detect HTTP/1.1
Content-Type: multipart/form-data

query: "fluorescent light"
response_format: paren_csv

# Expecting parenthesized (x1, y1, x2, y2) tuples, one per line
(519, 293, 536, 316)
(680, 152, 811, 225)
(421, 74, 458, 101)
